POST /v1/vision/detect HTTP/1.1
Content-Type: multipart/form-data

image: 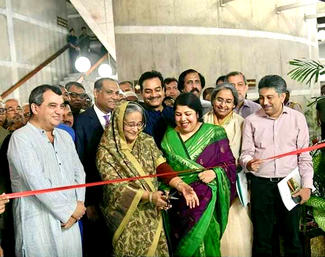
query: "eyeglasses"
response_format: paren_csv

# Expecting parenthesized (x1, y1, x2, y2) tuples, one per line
(24, 112, 31, 119)
(214, 97, 234, 106)
(68, 92, 88, 99)
(123, 122, 144, 129)
(6, 106, 23, 113)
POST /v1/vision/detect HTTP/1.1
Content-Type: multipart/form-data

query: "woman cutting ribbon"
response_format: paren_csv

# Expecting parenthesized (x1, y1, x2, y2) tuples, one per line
(96, 101, 198, 256)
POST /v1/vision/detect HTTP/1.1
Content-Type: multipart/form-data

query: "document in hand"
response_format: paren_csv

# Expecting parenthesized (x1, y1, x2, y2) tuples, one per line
(236, 169, 249, 207)
(277, 167, 301, 211)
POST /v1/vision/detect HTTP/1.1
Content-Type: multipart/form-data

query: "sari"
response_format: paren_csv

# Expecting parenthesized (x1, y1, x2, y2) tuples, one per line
(161, 123, 236, 256)
(204, 110, 253, 257)
(203, 110, 244, 160)
(96, 101, 169, 257)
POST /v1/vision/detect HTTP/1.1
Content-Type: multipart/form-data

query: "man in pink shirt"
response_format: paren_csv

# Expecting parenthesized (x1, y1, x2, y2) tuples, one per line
(240, 75, 313, 257)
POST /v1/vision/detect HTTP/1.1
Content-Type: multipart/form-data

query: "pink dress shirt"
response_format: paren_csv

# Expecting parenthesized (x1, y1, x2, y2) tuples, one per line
(239, 106, 313, 189)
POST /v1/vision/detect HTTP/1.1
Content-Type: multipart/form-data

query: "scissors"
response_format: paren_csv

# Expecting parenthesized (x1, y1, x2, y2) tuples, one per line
(162, 190, 179, 201)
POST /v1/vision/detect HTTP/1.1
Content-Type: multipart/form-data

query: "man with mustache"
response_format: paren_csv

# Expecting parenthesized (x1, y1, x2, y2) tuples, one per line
(178, 69, 211, 114)
(4, 99, 25, 132)
(240, 75, 313, 257)
(226, 71, 260, 118)
(65, 82, 87, 120)
(139, 70, 175, 147)
(74, 78, 120, 257)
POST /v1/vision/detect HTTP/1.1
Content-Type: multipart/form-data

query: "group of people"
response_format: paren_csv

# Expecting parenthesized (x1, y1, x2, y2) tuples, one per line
(67, 26, 91, 73)
(0, 68, 315, 257)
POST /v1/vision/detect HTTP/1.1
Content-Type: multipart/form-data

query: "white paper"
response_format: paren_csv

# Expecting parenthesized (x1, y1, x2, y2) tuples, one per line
(277, 167, 301, 211)
(236, 169, 249, 207)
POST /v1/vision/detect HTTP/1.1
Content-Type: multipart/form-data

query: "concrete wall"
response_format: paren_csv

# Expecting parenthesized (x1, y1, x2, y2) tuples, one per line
(0, 0, 69, 103)
(113, 0, 320, 98)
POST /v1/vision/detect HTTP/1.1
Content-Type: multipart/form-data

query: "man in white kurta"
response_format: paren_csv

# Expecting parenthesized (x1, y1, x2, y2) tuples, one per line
(7, 85, 86, 257)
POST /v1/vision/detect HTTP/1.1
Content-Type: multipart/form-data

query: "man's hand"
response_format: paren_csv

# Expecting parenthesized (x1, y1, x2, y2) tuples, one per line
(86, 205, 99, 221)
(293, 188, 311, 205)
(72, 201, 86, 220)
(246, 159, 264, 172)
(0, 193, 9, 214)
(62, 216, 77, 229)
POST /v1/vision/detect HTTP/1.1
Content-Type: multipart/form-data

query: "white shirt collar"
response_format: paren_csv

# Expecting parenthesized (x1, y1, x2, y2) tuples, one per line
(93, 104, 110, 130)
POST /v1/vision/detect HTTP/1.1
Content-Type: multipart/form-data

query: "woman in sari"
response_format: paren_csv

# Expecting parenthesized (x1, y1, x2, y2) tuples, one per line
(203, 83, 253, 257)
(96, 101, 198, 257)
(161, 93, 236, 257)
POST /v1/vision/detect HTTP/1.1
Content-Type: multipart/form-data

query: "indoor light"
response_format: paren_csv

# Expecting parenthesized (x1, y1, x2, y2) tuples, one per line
(98, 63, 113, 77)
(75, 56, 91, 73)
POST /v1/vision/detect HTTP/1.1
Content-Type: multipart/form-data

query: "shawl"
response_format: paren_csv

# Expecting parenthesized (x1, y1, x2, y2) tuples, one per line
(97, 101, 167, 256)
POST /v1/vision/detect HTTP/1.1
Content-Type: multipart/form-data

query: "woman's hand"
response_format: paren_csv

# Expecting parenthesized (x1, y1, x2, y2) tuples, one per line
(198, 170, 216, 184)
(151, 191, 170, 210)
(178, 183, 199, 209)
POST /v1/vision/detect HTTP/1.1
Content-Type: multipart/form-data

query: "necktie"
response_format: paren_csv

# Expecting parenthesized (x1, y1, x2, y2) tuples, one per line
(103, 113, 111, 127)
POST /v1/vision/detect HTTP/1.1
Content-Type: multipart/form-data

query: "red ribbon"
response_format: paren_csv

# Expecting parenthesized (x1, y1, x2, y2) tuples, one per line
(5, 142, 325, 199)
(263, 142, 325, 160)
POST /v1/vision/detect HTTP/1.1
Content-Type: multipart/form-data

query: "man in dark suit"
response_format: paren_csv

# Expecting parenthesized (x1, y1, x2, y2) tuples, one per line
(74, 78, 120, 257)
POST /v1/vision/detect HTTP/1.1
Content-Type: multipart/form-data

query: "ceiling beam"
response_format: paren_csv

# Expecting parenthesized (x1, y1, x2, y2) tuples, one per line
(220, 0, 235, 7)
(305, 12, 325, 19)
(276, 0, 317, 13)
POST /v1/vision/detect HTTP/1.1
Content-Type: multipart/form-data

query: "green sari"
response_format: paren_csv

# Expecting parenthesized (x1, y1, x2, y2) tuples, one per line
(161, 123, 235, 256)
(97, 101, 169, 257)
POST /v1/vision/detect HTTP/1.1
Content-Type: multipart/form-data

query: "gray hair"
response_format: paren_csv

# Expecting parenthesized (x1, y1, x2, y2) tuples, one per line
(124, 102, 146, 126)
(210, 83, 239, 107)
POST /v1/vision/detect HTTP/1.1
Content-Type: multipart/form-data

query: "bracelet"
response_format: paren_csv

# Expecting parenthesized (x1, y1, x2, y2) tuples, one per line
(149, 192, 153, 203)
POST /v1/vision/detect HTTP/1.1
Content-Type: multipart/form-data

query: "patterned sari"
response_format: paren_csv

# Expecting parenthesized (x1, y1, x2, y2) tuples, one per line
(96, 101, 169, 257)
(161, 123, 236, 256)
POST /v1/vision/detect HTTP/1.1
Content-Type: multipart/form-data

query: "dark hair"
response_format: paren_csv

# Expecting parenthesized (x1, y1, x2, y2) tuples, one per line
(174, 93, 203, 121)
(138, 70, 164, 91)
(178, 69, 205, 92)
(164, 77, 178, 86)
(81, 26, 87, 30)
(216, 75, 226, 85)
(65, 81, 85, 91)
(29, 85, 62, 116)
(225, 71, 247, 84)
(69, 28, 74, 33)
(258, 75, 287, 94)
(94, 78, 118, 90)
(210, 83, 239, 107)
(202, 87, 214, 100)
(163, 96, 174, 104)
(119, 81, 133, 87)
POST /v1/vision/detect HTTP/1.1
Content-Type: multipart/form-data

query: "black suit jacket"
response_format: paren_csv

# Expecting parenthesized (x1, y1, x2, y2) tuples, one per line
(74, 106, 104, 206)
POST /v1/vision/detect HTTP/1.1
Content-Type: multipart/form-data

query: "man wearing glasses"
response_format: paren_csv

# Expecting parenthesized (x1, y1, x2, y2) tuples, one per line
(4, 99, 25, 132)
(65, 82, 87, 120)
(0, 102, 9, 148)
(225, 71, 260, 118)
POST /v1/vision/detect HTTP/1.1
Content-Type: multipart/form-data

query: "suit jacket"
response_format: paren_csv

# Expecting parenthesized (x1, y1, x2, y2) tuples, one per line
(74, 106, 104, 206)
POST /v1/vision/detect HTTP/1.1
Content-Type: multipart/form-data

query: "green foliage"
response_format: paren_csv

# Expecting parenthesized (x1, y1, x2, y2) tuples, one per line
(288, 59, 325, 85)
(312, 151, 325, 199)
